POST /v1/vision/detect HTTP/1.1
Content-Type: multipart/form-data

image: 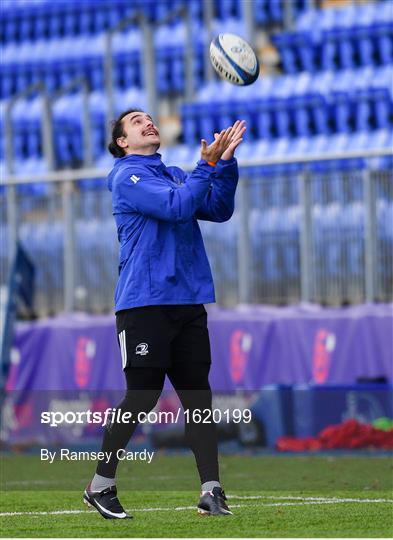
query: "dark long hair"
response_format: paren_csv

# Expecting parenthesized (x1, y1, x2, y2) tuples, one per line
(108, 108, 143, 158)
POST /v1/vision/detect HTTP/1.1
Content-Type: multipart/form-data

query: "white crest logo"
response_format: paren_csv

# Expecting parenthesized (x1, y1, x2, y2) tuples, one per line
(130, 174, 140, 184)
(135, 343, 149, 356)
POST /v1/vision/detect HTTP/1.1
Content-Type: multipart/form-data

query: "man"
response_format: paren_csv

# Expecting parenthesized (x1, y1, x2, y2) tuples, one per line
(83, 109, 246, 519)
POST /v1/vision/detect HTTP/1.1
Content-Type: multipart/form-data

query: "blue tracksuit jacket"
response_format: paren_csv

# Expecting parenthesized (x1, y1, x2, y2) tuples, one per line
(107, 152, 238, 312)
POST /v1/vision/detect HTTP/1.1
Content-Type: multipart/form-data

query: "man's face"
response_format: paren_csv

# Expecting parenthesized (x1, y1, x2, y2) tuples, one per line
(117, 111, 160, 155)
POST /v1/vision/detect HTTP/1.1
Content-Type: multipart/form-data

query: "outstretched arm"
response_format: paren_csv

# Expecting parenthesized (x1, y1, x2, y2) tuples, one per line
(195, 121, 246, 222)
(113, 128, 240, 223)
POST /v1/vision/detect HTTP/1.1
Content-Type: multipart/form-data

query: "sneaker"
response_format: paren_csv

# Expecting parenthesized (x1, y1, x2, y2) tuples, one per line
(83, 483, 132, 519)
(197, 487, 233, 516)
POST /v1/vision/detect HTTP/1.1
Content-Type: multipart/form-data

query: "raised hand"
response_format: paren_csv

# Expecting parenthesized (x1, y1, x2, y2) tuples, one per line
(214, 120, 246, 160)
(200, 126, 235, 164)
(223, 119, 246, 160)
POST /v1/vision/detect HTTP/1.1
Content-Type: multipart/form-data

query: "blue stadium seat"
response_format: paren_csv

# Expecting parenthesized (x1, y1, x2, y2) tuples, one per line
(118, 87, 147, 114)
(181, 103, 199, 146)
(272, 32, 303, 74)
(377, 199, 393, 241)
(0, 219, 8, 284)
(345, 171, 364, 202)
(46, 2, 64, 39)
(101, 217, 118, 277)
(248, 204, 281, 283)
(313, 202, 344, 279)
(376, 197, 393, 288)
(268, 0, 283, 23)
(94, 152, 114, 171)
(12, 158, 49, 215)
(161, 144, 194, 168)
(0, 62, 16, 99)
(280, 3, 392, 74)
(356, 28, 376, 67)
(341, 201, 365, 277)
(372, 66, 393, 129)
(211, 16, 245, 36)
(10, 95, 42, 160)
(199, 211, 238, 290)
(155, 26, 173, 94)
(267, 137, 292, 160)
(0, 101, 6, 159)
(254, 0, 271, 25)
(368, 129, 393, 151)
(87, 90, 106, 161)
(295, 7, 318, 33)
(291, 134, 312, 158)
(75, 218, 106, 290)
(19, 222, 43, 290)
(365, 129, 393, 170)
(310, 173, 327, 204)
(309, 134, 330, 158)
(153, 20, 205, 94)
(52, 93, 84, 165)
(278, 205, 301, 279)
(79, 33, 105, 91)
(288, 73, 314, 136)
(376, 21, 393, 65)
(78, 177, 107, 220)
(0, 160, 8, 183)
(39, 39, 59, 91)
(217, 0, 241, 20)
(248, 207, 264, 281)
(113, 27, 141, 89)
(20, 219, 63, 294)
(185, 62, 391, 148)
(233, 140, 255, 164)
(260, 207, 282, 282)
(31, 1, 48, 41)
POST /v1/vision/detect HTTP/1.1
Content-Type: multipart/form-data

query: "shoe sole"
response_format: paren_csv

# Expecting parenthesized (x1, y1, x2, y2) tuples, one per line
(197, 507, 233, 516)
(198, 507, 211, 516)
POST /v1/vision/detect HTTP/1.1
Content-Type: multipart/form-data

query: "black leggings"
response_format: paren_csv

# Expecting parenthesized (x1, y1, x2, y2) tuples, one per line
(96, 363, 219, 484)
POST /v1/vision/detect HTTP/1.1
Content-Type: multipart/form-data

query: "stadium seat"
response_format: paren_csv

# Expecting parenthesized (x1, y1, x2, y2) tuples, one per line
(14, 157, 49, 192)
(95, 152, 114, 171)
(278, 2, 393, 74)
(341, 201, 365, 278)
(75, 218, 107, 292)
(183, 62, 392, 147)
(113, 28, 142, 90)
(0, 219, 8, 285)
(312, 202, 344, 283)
(10, 95, 42, 161)
(20, 219, 63, 300)
(378, 199, 393, 241)
(52, 93, 84, 166)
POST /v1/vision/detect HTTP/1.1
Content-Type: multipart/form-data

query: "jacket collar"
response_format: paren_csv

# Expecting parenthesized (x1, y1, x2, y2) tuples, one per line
(117, 153, 163, 167)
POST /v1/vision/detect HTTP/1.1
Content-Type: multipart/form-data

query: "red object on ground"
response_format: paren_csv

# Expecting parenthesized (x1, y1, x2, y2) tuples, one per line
(276, 419, 393, 451)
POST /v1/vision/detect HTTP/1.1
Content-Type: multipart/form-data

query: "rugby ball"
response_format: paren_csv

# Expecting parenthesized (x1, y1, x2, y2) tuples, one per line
(209, 33, 259, 86)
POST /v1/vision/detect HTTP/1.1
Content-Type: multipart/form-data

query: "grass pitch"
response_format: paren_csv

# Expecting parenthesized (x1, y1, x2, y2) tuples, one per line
(1, 452, 392, 537)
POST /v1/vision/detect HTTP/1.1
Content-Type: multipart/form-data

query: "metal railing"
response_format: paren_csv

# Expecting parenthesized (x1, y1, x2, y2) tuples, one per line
(1, 149, 392, 316)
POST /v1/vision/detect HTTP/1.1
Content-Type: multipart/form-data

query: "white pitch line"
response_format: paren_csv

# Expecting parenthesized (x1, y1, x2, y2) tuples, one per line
(228, 495, 393, 503)
(262, 500, 391, 507)
(0, 496, 392, 518)
(0, 504, 238, 518)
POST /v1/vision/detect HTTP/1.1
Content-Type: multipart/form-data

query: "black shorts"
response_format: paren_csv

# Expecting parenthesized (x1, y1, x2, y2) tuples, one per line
(115, 304, 211, 369)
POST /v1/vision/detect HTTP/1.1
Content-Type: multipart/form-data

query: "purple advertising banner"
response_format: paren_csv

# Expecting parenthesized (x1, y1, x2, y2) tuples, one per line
(7, 303, 393, 393)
